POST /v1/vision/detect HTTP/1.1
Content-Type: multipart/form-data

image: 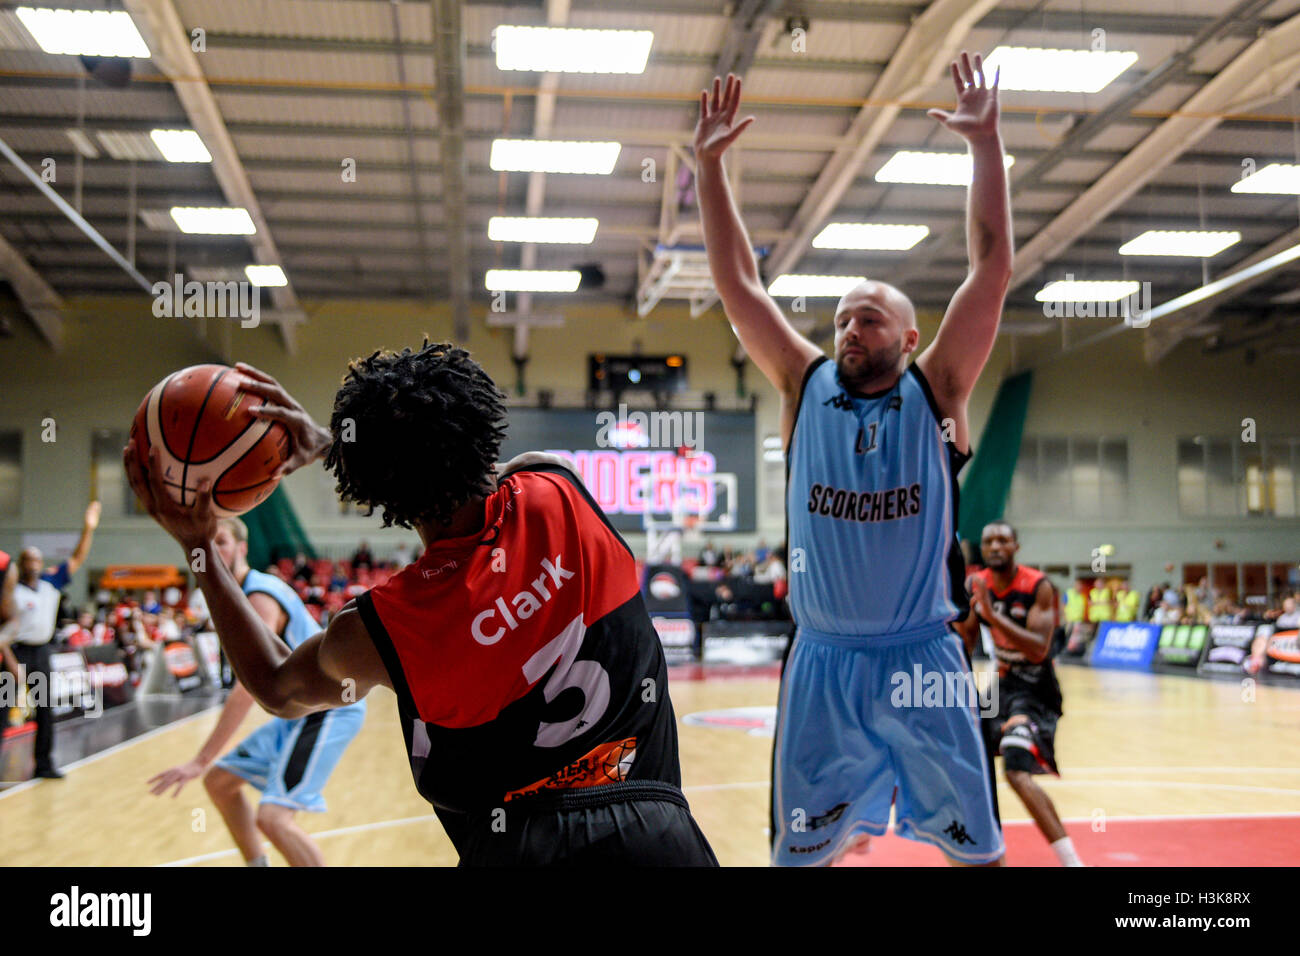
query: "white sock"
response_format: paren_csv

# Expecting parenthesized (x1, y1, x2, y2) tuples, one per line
(247, 854, 270, 867)
(1050, 836, 1084, 867)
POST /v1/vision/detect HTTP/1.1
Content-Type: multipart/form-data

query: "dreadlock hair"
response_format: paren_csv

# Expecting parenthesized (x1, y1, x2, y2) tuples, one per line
(325, 341, 509, 529)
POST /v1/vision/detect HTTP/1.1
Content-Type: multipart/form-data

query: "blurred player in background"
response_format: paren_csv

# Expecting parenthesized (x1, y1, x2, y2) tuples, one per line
(148, 517, 366, 866)
(955, 521, 1084, 867)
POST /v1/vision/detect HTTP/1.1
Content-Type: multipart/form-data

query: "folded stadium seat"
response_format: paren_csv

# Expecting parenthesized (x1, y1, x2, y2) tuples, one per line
(773, 578, 788, 601)
(681, 559, 699, 574)
(277, 559, 294, 577)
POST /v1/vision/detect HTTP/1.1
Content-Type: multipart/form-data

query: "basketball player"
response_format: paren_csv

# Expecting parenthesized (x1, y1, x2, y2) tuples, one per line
(125, 347, 716, 866)
(695, 56, 1010, 865)
(147, 517, 366, 867)
(954, 522, 1083, 867)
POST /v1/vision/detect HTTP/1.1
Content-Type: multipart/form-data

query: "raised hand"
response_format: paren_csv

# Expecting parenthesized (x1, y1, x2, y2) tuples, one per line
(234, 362, 331, 479)
(694, 73, 756, 163)
(928, 51, 1000, 142)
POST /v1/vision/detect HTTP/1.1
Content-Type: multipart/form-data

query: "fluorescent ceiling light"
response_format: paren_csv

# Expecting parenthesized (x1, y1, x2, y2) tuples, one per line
(812, 223, 930, 250)
(489, 139, 621, 175)
(485, 269, 582, 292)
(875, 150, 1015, 186)
(170, 207, 256, 235)
(1231, 163, 1300, 195)
(488, 217, 599, 244)
(245, 265, 287, 287)
(767, 274, 866, 298)
(1118, 230, 1240, 258)
(982, 45, 1138, 93)
(1035, 279, 1140, 303)
(97, 130, 161, 161)
(64, 128, 98, 159)
(15, 7, 150, 57)
(495, 26, 653, 74)
(150, 129, 211, 163)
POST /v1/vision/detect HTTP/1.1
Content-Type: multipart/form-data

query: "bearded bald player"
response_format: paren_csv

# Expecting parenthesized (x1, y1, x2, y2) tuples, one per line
(696, 55, 1011, 865)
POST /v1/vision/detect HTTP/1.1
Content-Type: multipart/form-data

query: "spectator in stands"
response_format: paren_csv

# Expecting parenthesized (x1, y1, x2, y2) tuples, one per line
(1113, 579, 1139, 623)
(350, 540, 374, 571)
(1161, 581, 1181, 609)
(699, 540, 719, 568)
(141, 589, 162, 615)
(1087, 577, 1113, 625)
(329, 563, 348, 592)
(291, 552, 313, 585)
(1143, 585, 1163, 621)
(394, 542, 413, 569)
(58, 609, 96, 649)
(755, 539, 770, 563)
(754, 547, 787, 583)
(1269, 595, 1299, 629)
(1195, 576, 1216, 608)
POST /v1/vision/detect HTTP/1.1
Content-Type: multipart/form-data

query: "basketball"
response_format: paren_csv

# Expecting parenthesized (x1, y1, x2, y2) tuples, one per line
(128, 364, 290, 517)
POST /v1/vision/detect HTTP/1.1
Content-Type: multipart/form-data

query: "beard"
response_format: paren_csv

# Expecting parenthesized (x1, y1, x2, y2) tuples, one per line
(835, 337, 905, 392)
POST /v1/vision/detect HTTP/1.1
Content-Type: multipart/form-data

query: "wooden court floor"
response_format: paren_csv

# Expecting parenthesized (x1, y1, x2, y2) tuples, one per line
(3, 664, 1299, 867)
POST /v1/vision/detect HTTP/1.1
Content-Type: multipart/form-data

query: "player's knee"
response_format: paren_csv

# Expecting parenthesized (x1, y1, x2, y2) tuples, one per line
(255, 803, 292, 835)
(203, 768, 240, 799)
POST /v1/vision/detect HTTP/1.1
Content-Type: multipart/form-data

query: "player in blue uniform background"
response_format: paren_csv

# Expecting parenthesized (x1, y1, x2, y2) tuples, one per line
(696, 54, 1012, 865)
(148, 517, 366, 866)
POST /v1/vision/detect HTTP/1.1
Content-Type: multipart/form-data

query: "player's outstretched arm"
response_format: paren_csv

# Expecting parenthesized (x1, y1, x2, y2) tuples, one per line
(695, 74, 821, 399)
(123, 441, 389, 719)
(916, 52, 1013, 416)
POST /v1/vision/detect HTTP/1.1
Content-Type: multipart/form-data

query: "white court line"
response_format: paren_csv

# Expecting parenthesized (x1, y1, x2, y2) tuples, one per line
(0, 702, 223, 801)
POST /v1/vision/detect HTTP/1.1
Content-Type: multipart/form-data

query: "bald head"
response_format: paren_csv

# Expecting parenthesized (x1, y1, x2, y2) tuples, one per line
(832, 279, 920, 392)
(836, 280, 916, 331)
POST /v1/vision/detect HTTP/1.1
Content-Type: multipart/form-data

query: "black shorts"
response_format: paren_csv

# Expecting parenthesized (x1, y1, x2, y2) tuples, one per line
(452, 781, 719, 867)
(985, 695, 1060, 776)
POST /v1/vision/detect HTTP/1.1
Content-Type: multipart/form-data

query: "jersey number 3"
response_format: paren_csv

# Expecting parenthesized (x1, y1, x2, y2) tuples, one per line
(522, 613, 611, 747)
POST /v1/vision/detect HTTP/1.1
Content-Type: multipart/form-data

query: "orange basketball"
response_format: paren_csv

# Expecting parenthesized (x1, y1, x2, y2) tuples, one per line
(129, 364, 290, 517)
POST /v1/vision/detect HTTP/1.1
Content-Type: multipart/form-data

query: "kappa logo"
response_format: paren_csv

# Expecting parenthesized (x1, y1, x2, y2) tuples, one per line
(808, 802, 849, 831)
(823, 392, 854, 411)
(887, 395, 902, 411)
(943, 820, 975, 846)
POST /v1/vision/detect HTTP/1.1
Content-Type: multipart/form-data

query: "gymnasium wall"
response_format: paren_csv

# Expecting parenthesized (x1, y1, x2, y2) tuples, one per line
(14, 290, 1294, 602)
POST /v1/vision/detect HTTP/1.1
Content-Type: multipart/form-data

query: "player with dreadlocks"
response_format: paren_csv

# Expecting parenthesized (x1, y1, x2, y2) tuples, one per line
(125, 343, 717, 866)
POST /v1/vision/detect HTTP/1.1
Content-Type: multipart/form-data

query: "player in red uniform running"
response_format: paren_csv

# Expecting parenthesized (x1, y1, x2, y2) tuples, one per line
(954, 521, 1084, 866)
(125, 344, 717, 867)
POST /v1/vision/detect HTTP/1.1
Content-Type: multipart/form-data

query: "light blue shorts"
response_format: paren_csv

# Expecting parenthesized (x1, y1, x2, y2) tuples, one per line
(771, 625, 1003, 866)
(215, 703, 366, 813)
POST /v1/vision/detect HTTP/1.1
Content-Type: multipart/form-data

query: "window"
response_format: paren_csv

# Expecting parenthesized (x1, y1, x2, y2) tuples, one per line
(1177, 436, 1300, 517)
(91, 428, 144, 517)
(1006, 436, 1129, 519)
(0, 431, 19, 516)
(761, 434, 784, 521)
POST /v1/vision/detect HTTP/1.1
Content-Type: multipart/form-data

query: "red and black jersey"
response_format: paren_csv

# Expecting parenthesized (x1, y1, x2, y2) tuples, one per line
(356, 464, 681, 847)
(969, 564, 1062, 714)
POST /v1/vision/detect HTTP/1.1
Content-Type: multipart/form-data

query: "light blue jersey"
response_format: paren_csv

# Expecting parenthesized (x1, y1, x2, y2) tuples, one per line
(786, 357, 970, 638)
(215, 567, 365, 813)
(242, 568, 326, 652)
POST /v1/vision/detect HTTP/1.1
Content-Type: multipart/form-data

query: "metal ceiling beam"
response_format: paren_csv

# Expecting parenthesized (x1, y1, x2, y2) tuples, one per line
(430, 0, 470, 340)
(124, 0, 301, 353)
(1008, 6, 1300, 294)
(0, 231, 63, 348)
(762, 0, 1000, 284)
